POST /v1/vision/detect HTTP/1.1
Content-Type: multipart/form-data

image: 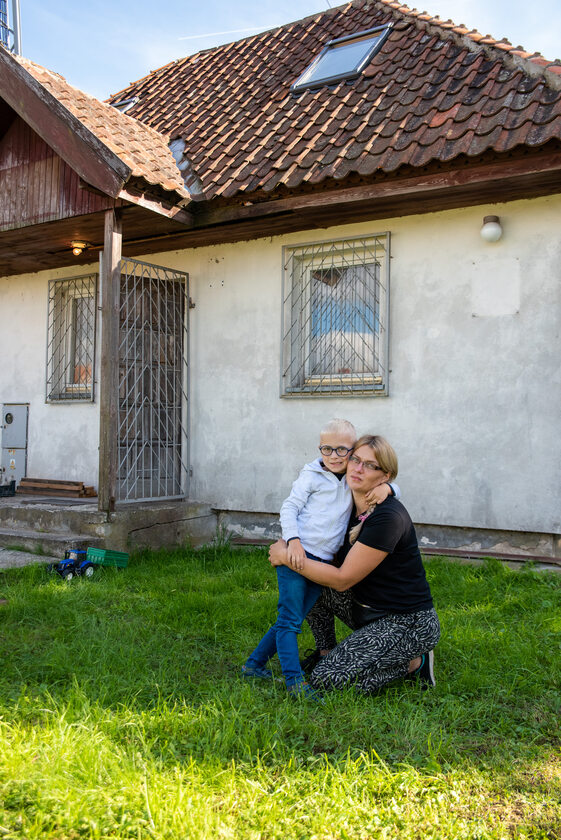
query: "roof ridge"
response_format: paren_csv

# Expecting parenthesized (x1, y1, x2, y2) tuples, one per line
(106, 5, 345, 102)
(370, 0, 561, 89)
(108, 0, 561, 105)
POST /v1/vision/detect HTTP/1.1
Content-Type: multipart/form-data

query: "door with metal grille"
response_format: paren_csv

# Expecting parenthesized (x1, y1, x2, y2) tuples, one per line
(117, 258, 189, 502)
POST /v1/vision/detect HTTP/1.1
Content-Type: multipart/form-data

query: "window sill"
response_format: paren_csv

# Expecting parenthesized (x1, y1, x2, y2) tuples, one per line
(283, 375, 386, 397)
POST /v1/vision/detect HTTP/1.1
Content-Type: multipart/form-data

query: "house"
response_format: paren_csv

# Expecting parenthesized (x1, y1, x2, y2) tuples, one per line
(0, 0, 560, 558)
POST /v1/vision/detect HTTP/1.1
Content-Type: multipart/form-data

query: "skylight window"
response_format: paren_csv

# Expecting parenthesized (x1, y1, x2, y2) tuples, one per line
(292, 24, 392, 92)
(111, 97, 139, 113)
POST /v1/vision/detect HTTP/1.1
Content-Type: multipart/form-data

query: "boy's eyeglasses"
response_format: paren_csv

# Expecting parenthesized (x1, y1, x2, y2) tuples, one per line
(348, 454, 383, 472)
(319, 445, 353, 457)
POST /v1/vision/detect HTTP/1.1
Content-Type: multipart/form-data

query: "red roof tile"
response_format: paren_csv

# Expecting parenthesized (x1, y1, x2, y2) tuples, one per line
(109, 0, 561, 200)
(12, 55, 189, 200)
(7, 0, 561, 210)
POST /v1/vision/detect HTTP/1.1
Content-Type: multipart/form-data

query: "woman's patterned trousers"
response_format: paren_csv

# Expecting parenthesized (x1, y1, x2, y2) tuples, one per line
(306, 587, 441, 695)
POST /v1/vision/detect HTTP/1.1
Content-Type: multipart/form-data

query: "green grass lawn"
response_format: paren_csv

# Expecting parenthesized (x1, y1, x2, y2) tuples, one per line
(0, 546, 560, 839)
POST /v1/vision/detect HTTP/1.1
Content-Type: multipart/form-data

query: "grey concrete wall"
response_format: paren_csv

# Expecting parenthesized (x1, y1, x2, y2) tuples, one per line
(155, 195, 561, 541)
(0, 264, 101, 486)
(2, 195, 560, 545)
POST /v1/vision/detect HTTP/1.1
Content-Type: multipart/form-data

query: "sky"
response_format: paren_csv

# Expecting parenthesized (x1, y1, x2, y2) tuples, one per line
(12, 0, 561, 100)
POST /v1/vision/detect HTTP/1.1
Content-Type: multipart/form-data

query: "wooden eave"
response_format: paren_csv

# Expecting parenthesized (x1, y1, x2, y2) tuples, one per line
(113, 142, 561, 253)
(1, 142, 561, 276)
(0, 46, 131, 198)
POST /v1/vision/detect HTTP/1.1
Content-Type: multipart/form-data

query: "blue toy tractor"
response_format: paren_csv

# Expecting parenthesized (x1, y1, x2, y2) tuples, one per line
(49, 549, 95, 580)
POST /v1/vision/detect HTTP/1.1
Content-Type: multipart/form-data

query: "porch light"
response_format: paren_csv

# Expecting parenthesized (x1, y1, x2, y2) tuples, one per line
(480, 215, 502, 243)
(70, 240, 89, 256)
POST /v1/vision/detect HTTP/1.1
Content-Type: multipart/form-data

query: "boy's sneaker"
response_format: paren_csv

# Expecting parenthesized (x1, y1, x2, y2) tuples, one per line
(287, 677, 323, 702)
(241, 663, 274, 680)
(300, 648, 322, 675)
(406, 650, 435, 689)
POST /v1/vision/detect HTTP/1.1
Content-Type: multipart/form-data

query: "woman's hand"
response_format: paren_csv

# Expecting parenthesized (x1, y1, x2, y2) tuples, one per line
(269, 539, 288, 567)
(364, 482, 392, 508)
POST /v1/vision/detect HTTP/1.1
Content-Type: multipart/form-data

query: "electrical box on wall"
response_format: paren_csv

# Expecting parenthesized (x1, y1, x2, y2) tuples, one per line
(1, 403, 28, 486)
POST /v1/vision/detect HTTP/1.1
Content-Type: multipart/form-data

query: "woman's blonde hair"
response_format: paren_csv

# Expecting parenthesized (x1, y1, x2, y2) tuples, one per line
(348, 435, 398, 545)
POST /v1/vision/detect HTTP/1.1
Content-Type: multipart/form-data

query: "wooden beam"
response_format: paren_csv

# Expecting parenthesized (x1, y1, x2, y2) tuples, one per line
(0, 48, 131, 197)
(2, 150, 561, 275)
(98, 208, 122, 513)
(118, 187, 193, 226)
(192, 149, 561, 227)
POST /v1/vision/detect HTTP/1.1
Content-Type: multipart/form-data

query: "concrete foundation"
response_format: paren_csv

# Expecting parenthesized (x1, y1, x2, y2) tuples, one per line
(1, 495, 558, 564)
(217, 509, 561, 561)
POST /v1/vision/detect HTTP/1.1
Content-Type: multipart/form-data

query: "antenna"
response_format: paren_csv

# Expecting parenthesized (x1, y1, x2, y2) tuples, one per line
(0, 0, 21, 54)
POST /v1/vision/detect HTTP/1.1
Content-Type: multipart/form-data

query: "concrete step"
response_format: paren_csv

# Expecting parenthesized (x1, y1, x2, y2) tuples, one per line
(0, 498, 218, 552)
(0, 499, 106, 538)
(0, 526, 103, 557)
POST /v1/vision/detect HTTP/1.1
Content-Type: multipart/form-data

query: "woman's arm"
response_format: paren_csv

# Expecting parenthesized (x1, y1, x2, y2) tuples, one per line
(269, 539, 387, 592)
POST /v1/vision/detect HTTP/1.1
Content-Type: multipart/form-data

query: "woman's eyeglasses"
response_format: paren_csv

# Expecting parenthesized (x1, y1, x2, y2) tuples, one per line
(318, 445, 353, 457)
(348, 454, 383, 472)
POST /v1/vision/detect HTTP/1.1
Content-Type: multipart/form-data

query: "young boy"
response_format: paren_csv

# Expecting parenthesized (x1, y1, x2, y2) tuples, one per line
(242, 418, 399, 698)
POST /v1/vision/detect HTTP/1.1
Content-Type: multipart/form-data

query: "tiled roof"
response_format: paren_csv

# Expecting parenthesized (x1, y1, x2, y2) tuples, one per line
(13, 55, 189, 199)
(108, 0, 561, 200)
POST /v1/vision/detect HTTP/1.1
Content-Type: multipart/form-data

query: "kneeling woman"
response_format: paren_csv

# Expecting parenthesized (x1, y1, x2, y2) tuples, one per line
(269, 435, 440, 695)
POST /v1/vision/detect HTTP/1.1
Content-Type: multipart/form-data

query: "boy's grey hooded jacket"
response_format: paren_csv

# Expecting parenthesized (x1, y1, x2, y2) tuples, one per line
(279, 458, 353, 561)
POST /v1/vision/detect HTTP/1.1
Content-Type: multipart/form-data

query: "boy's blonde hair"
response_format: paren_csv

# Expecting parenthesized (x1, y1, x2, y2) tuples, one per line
(320, 418, 357, 440)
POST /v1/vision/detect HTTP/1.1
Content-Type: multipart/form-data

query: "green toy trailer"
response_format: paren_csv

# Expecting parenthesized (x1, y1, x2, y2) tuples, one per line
(86, 547, 129, 568)
(49, 547, 128, 581)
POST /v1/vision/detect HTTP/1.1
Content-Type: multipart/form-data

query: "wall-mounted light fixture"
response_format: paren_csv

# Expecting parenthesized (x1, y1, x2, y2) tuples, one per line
(480, 215, 502, 243)
(70, 240, 90, 256)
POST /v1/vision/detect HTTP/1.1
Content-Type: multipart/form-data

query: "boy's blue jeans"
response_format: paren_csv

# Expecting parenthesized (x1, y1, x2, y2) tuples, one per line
(245, 555, 325, 686)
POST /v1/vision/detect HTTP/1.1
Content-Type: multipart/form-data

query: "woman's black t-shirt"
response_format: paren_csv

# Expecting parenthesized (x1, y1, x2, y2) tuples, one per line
(339, 497, 433, 614)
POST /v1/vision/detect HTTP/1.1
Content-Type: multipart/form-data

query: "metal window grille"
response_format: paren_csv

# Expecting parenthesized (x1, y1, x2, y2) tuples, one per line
(117, 258, 189, 502)
(46, 274, 97, 402)
(281, 234, 390, 396)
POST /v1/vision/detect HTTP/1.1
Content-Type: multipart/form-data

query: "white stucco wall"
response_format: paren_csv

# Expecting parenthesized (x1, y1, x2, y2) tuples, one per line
(0, 263, 100, 484)
(1, 194, 559, 536)
(150, 195, 561, 536)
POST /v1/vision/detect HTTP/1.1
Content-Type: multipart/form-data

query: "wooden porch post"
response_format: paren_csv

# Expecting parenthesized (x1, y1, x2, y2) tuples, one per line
(98, 208, 122, 513)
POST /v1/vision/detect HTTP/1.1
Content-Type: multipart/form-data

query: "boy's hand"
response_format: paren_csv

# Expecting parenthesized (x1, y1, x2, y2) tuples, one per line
(364, 482, 392, 508)
(287, 538, 306, 571)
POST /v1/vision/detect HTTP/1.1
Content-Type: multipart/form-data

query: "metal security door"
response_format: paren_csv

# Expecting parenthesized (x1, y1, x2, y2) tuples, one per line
(1, 403, 28, 486)
(117, 259, 189, 502)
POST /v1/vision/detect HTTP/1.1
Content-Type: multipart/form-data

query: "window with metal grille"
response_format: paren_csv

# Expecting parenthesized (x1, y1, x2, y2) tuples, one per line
(46, 274, 97, 402)
(281, 234, 389, 396)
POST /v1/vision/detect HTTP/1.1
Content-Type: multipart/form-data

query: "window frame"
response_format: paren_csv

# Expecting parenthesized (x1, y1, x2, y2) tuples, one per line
(291, 24, 393, 93)
(280, 233, 390, 398)
(46, 273, 98, 403)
